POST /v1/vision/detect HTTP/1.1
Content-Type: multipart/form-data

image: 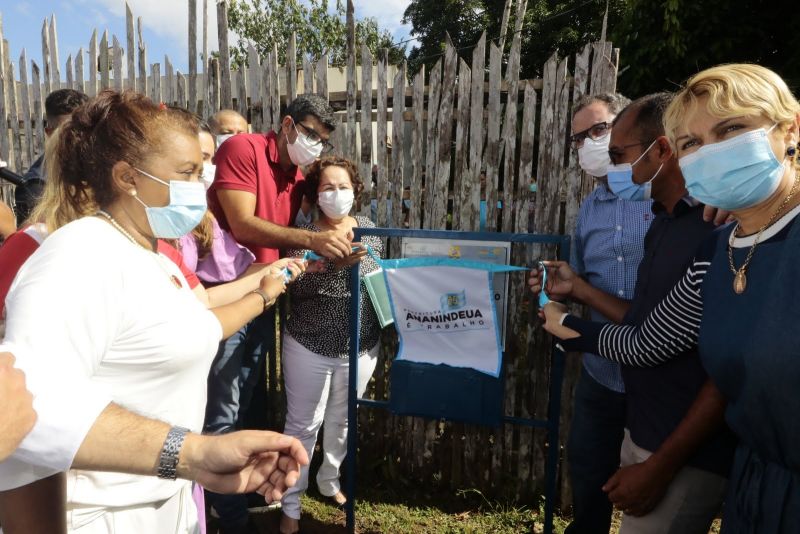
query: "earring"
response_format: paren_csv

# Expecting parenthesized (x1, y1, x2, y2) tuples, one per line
(129, 189, 137, 196)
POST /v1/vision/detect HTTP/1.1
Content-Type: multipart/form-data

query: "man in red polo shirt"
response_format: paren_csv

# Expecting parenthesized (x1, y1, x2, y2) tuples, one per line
(205, 95, 353, 532)
(208, 94, 352, 262)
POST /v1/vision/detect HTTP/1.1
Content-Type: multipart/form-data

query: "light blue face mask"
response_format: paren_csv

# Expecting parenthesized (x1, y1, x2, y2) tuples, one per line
(607, 139, 663, 201)
(678, 125, 784, 210)
(133, 168, 207, 239)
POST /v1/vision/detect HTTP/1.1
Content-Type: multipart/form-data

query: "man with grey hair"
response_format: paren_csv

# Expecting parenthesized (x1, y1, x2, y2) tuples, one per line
(562, 92, 654, 534)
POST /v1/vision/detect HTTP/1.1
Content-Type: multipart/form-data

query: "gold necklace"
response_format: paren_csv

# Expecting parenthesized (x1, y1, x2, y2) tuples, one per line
(96, 210, 183, 289)
(728, 176, 800, 294)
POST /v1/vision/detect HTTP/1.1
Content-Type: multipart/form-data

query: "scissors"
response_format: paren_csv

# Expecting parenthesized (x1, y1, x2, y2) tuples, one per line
(538, 261, 551, 308)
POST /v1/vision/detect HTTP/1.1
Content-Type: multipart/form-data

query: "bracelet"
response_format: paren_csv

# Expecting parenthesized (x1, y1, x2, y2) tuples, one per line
(252, 288, 270, 312)
(157, 426, 189, 480)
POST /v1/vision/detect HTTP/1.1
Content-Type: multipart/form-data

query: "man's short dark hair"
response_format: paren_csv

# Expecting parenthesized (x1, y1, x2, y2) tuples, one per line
(45, 89, 89, 121)
(613, 92, 674, 143)
(283, 94, 337, 132)
(573, 92, 631, 118)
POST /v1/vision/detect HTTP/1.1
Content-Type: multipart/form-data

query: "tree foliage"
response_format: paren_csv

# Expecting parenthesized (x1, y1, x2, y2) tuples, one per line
(403, 0, 799, 97)
(227, 0, 406, 67)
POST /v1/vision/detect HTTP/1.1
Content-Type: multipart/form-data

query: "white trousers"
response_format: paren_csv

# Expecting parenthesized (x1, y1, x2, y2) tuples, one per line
(280, 333, 378, 520)
(67, 481, 199, 534)
(618, 430, 727, 534)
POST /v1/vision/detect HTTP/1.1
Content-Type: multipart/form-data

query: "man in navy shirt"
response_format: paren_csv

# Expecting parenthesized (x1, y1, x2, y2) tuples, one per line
(532, 93, 734, 532)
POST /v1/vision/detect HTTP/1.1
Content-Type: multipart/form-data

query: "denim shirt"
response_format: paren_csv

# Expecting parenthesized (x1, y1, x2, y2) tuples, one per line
(571, 184, 653, 392)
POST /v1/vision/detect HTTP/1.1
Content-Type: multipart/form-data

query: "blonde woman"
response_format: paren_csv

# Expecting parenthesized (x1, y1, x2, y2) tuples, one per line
(541, 64, 800, 532)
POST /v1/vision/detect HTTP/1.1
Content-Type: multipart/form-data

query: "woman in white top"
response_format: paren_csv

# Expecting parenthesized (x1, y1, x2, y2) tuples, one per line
(0, 91, 298, 533)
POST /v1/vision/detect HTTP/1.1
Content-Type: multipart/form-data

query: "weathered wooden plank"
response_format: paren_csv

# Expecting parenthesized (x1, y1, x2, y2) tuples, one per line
(217, 0, 232, 108)
(452, 58, 470, 225)
(19, 50, 34, 167)
(31, 61, 44, 157)
(126, 3, 136, 90)
(422, 58, 442, 229)
(165, 55, 174, 104)
(66, 54, 74, 89)
(533, 52, 559, 245)
(302, 55, 313, 95)
(0, 17, 8, 166)
(315, 54, 328, 101)
(8, 61, 22, 172)
(176, 71, 187, 108)
(49, 16, 60, 90)
(357, 44, 373, 218)
(235, 64, 247, 117)
(408, 66, 425, 229)
(136, 20, 146, 96)
(261, 50, 273, 132)
(247, 45, 262, 132)
(188, 0, 198, 110)
(391, 61, 406, 229)
(75, 47, 85, 94)
(431, 38, 457, 230)
(113, 35, 124, 92)
(375, 49, 388, 227)
(99, 30, 110, 90)
(466, 32, 486, 232)
(484, 43, 502, 232)
(286, 32, 297, 106)
(208, 57, 219, 113)
(516, 81, 536, 234)
(269, 44, 280, 131)
(41, 20, 52, 95)
(345, 0, 356, 163)
(589, 41, 614, 95)
(150, 62, 161, 104)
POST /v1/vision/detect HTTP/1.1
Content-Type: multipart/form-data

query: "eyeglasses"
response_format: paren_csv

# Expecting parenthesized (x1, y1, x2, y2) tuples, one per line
(570, 121, 611, 148)
(295, 121, 335, 154)
(608, 140, 655, 165)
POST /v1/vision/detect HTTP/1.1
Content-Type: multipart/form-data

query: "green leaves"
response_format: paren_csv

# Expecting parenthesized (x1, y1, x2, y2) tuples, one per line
(227, 0, 405, 67)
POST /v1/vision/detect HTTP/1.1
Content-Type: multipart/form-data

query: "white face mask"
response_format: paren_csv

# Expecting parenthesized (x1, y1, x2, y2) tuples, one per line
(317, 189, 354, 219)
(201, 162, 216, 190)
(578, 134, 611, 177)
(286, 120, 323, 167)
(216, 133, 234, 147)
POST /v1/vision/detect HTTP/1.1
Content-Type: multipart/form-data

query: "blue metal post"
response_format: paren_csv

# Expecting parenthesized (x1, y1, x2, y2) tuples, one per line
(345, 243, 362, 534)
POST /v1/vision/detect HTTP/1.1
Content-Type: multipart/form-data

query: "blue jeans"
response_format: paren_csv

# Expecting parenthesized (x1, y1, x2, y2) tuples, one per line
(565, 366, 627, 534)
(204, 309, 275, 527)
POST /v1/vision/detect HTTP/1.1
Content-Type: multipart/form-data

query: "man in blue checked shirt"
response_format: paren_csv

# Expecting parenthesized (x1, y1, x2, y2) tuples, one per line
(563, 93, 653, 534)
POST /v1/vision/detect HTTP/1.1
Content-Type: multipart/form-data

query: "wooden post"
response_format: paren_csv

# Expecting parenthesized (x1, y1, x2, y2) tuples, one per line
(66, 54, 74, 89)
(208, 57, 220, 113)
(201, 0, 209, 117)
(269, 44, 280, 131)
(466, 32, 486, 232)
(126, 3, 136, 90)
(391, 61, 406, 230)
(248, 44, 262, 132)
(452, 58, 471, 225)
(315, 54, 328, 100)
(431, 37, 457, 230)
(345, 0, 356, 162)
(19, 50, 34, 167)
(408, 66, 424, 230)
(150, 62, 161, 104)
(516, 81, 537, 235)
(136, 19, 147, 96)
(236, 64, 247, 117)
(8, 61, 22, 172)
(217, 0, 232, 109)
(41, 20, 52, 95)
(375, 49, 388, 227)
(357, 45, 373, 218)
(176, 71, 187, 108)
(165, 55, 174, 104)
(49, 16, 60, 90)
(89, 29, 98, 97)
(0, 16, 8, 165)
(484, 43, 502, 231)
(261, 49, 274, 132)
(302, 55, 313, 95)
(422, 58, 442, 229)
(31, 61, 44, 156)
(113, 35, 124, 91)
(188, 0, 198, 111)
(99, 30, 110, 90)
(75, 47, 85, 94)
(286, 32, 297, 106)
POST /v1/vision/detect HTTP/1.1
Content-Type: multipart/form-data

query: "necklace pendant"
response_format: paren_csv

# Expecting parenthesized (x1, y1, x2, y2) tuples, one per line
(733, 270, 747, 294)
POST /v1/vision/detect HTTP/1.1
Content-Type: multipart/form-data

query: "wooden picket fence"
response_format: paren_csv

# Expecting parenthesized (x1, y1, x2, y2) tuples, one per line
(0, 0, 620, 510)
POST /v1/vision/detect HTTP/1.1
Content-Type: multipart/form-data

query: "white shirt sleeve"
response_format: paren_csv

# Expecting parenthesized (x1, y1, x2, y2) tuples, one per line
(0, 222, 118, 490)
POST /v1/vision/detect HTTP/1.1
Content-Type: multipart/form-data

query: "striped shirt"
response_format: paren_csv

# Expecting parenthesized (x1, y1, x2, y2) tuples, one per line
(571, 184, 653, 391)
(562, 203, 800, 367)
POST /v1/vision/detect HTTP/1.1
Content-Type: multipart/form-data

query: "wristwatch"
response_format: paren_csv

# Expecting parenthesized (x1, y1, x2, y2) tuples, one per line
(157, 426, 190, 480)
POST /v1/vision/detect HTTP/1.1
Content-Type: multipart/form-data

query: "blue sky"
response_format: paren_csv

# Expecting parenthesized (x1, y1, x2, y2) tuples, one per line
(2, 0, 414, 79)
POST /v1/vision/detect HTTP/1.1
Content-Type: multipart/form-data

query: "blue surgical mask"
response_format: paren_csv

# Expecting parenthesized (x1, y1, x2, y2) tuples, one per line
(678, 125, 783, 210)
(133, 168, 207, 238)
(607, 139, 663, 201)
